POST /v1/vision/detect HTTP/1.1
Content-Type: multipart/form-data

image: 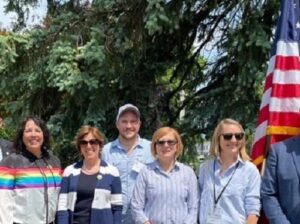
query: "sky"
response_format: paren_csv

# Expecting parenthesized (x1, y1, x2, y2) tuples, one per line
(0, 0, 47, 29)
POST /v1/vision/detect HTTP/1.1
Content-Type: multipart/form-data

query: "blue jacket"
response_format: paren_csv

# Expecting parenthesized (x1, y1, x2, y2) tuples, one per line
(56, 160, 123, 224)
(261, 136, 300, 224)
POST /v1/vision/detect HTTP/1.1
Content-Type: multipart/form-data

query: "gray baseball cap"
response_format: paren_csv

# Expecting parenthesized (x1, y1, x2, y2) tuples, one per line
(116, 104, 140, 121)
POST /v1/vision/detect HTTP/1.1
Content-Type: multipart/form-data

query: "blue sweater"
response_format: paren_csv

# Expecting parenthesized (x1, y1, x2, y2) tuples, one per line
(56, 160, 123, 224)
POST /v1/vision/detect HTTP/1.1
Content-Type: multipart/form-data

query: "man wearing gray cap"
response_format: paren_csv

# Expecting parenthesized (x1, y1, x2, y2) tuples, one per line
(102, 104, 154, 224)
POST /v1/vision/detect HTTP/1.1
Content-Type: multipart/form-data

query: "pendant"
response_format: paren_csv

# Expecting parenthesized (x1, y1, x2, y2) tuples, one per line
(97, 174, 102, 180)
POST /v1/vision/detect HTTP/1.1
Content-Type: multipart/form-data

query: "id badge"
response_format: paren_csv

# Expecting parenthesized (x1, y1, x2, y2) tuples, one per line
(206, 207, 222, 224)
(132, 160, 145, 173)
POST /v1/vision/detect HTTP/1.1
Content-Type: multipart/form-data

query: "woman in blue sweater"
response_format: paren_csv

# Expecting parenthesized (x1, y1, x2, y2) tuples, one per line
(56, 125, 123, 224)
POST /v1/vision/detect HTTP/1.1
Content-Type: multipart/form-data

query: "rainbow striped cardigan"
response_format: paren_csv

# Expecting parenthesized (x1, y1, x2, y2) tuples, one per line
(0, 150, 62, 224)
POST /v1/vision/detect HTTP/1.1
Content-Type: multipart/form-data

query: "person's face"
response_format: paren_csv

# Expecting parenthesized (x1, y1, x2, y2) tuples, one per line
(116, 111, 141, 141)
(219, 124, 244, 158)
(155, 133, 178, 161)
(80, 132, 102, 160)
(22, 119, 44, 152)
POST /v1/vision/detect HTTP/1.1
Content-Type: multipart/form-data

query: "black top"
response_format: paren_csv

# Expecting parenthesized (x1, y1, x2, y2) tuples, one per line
(73, 172, 98, 224)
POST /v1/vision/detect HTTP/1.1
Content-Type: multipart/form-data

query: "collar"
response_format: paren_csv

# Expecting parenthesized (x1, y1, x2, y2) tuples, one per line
(75, 159, 109, 170)
(20, 149, 49, 162)
(216, 155, 245, 167)
(112, 135, 143, 150)
(153, 160, 180, 172)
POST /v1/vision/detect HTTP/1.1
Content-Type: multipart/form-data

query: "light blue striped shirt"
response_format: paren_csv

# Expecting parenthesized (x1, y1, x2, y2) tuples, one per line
(102, 137, 154, 224)
(198, 157, 261, 224)
(131, 160, 199, 224)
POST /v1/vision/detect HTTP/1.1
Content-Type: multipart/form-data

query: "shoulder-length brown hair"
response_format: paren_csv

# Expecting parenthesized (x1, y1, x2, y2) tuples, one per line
(209, 118, 250, 161)
(75, 125, 105, 151)
(151, 127, 183, 159)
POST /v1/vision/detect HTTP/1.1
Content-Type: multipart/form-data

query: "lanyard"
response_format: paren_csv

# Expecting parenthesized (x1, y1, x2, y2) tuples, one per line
(213, 159, 239, 207)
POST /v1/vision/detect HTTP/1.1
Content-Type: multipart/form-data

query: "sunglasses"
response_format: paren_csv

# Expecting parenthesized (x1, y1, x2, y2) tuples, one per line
(79, 139, 102, 147)
(156, 140, 178, 146)
(221, 133, 244, 141)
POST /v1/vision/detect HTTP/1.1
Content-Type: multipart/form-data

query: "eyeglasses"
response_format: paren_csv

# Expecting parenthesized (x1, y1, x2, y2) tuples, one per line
(221, 133, 244, 141)
(156, 140, 178, 146)
(79, 139, 102, 147)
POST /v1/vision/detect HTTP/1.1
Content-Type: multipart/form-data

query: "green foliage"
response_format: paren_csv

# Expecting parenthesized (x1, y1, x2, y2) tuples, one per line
(0, 0, 280, 167)
(0, 127, 15, 141)
(0, 33, 29, 73)
(46, 41, 82, 94)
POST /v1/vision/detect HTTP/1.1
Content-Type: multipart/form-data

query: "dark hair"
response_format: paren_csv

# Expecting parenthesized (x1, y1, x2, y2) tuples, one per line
(14, 116, 51, 154)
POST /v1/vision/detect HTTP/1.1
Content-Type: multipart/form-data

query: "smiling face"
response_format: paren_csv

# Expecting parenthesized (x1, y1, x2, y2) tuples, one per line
(116, 111, 141, 141)
(80, 132, 102, 161)
(22, 119, 44, 154)
(155, 133, 178, 162)
(219, 123, 244, 159)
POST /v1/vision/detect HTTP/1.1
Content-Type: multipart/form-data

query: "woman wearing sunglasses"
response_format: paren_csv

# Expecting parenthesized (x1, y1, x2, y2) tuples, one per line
(198, 118, 261, 224)
(56, 125, 123, 224)
(131, 127, 198, 224)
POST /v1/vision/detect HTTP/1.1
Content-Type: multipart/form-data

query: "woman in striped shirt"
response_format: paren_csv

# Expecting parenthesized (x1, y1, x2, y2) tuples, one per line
(131, 127, 198, 224)
(198, 118, 261, 224)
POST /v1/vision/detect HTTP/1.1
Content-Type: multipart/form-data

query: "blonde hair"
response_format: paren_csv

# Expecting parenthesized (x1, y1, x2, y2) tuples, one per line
(209, 118, 250, 161)
(151, 127, 183, 159)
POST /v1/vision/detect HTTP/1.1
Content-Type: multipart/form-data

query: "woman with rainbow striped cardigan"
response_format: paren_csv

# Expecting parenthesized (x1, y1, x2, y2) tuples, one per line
(0, 116, 62, 224)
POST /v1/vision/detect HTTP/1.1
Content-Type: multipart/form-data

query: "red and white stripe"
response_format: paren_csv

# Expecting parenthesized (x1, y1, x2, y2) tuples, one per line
(252, 41, 300, 166)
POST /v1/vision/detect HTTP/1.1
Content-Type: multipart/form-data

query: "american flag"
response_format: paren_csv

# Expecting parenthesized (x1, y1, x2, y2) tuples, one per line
(252, 0, 300, 169)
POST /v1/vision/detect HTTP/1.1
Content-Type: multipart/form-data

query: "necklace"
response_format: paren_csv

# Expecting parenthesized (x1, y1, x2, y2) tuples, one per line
(82, 160, 100, 175)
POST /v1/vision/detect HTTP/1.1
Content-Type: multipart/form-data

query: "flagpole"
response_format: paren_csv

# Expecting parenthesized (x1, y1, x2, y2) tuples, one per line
(257, 135, 270, 224)
(260, 134, 271, 175)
